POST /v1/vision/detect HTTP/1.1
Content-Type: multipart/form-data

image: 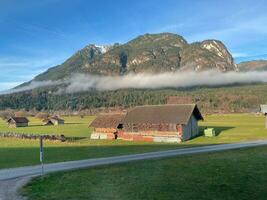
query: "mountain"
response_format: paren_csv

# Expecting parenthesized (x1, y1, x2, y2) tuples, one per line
(32, 33, 237, 82)
(238, 60, 267, 72)
(3, 32, 266, 113)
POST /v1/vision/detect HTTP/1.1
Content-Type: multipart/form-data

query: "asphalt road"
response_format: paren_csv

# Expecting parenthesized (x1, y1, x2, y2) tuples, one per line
(1, 139, 267, 200)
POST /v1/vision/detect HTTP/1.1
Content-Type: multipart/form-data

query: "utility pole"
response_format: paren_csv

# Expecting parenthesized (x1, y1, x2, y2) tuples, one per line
(40, 135, 44, 175)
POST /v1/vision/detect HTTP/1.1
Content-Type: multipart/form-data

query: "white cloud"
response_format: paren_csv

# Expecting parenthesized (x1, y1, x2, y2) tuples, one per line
(5, 70, 266, 95)
(63, 71, 267, 93)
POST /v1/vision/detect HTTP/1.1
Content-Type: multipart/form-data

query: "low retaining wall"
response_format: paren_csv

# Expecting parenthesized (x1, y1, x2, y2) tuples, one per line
(0, 132, 66, 142)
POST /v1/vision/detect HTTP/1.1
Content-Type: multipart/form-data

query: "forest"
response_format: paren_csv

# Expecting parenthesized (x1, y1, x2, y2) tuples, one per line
(0, 83, 266, 113)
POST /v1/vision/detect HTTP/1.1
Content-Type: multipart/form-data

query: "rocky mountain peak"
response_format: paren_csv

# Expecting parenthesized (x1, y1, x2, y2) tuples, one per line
(32, 32, 238, 81)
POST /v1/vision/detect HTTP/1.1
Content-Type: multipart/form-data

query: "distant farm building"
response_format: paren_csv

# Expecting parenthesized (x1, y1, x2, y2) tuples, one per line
(7, 117, 29, 128)
(89, 104, 203, 143)
(42, 116, 64, 126)
(166, 96, 193, 104)
(260, 105, 267, 128)
(89, 113, 125, 140)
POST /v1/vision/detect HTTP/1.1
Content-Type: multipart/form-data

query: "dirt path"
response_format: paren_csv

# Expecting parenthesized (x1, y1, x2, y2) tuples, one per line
(0, 177, 33, 200)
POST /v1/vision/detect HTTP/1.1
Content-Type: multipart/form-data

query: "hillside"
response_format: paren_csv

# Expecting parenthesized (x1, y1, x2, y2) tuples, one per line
(32, 33, 237, 82)
(238, 60, 267, 71)
(0, 83, 267, 113)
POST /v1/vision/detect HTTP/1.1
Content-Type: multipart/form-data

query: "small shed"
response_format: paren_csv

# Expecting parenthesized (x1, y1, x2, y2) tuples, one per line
(89, 113, 125, 140)
(260, 105, 267, 128)
(42, 116, 64, 126)
(7, 117, 29, 128)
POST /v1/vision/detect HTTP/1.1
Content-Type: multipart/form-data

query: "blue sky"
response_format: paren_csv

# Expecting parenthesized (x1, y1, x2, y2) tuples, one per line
(1, 0, 267, 90)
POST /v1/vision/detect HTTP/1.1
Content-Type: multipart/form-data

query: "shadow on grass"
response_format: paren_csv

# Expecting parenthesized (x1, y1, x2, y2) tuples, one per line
(27, 124, 44, 127)
(64, 123, 83, 125)
(65, 137, 88, 141)
(199, 126, 235, 136)
(28, 123, 83, 127)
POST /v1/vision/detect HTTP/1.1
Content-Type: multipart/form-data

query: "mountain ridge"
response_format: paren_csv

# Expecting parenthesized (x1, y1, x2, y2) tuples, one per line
(238, 60, 267, 71)
(31, 32, 238, 83)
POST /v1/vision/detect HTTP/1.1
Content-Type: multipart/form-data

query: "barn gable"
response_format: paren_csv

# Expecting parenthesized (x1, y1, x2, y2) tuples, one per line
(7, 117, 29, 128)
(8, 117, 29, 124)
(42, 116, 64, 126)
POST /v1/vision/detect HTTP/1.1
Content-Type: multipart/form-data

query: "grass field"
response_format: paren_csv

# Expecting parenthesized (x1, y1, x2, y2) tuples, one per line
(0, 114, 267, 169)
(0, 138, 182, 169)
(0, 116, 94, 137)
(196, 113, 267, 143)
(22, 146, 267, 200)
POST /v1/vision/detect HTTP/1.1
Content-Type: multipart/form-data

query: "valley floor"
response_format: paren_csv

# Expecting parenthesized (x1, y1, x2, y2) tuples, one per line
(0, 114, 267, 169)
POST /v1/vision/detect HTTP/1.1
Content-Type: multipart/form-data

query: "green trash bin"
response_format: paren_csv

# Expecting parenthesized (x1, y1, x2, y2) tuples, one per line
(204, 128, 216, 137)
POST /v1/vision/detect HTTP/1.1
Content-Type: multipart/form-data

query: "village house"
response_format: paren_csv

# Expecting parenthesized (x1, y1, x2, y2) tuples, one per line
(42, 116, 65, 126)
(89, 113, 125, 140)
(7, 117, 29, 128)
(260, 105, 267, 128)
(89, 104, 203, 143)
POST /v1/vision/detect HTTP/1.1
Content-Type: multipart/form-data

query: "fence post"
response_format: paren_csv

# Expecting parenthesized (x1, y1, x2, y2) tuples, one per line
(40, 135, 44, 175)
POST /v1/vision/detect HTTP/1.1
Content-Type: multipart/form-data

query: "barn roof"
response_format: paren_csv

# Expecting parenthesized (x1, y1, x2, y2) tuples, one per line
(89, 113, 125, 128)
(8, 117, 29, 123)
(260, 105, 267, 114)
(123, 104, 203, 125)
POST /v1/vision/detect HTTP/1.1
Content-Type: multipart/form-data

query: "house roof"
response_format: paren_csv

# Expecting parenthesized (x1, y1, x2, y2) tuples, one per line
(8, 117, 29, 123)
(123, 104, 203, 125)
(260, 105, 267, 114)
(89, 113, 125, 129)
(42, 116, 64, 123)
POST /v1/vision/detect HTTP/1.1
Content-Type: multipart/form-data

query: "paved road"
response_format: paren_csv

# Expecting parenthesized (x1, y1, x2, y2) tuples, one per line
(1, 140, 267, 181)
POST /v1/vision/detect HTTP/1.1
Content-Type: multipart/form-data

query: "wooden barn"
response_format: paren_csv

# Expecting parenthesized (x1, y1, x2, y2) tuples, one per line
(260, 105, 267, 128)
(89, 113, 125, 140)
(7, 117, 29, 128)
(42, 116, 64, 126)
(120, 104, 203, 143)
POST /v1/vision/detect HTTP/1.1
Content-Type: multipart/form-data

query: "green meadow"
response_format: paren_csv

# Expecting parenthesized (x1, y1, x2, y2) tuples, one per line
(0, 116, 94, 137)
(22, 146, 267, 200)
(0, 114, 267, 169)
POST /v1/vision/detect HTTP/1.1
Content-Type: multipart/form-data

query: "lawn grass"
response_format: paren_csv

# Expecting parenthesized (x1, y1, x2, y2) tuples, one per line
(0, 116, 94, 137)
(0, 114, 267, 169)
(0, 138, 183, 169)
(22, 146, 267, 200)
(194, 113, 267, 144)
